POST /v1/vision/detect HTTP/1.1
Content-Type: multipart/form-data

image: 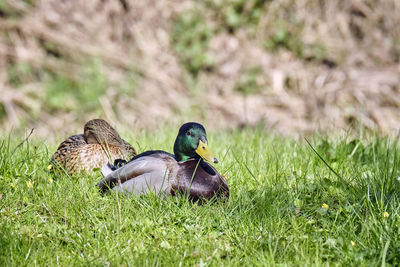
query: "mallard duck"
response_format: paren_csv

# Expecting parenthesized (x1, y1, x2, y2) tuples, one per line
(97, 122, 229, 201)
(50, 119, 136, 174)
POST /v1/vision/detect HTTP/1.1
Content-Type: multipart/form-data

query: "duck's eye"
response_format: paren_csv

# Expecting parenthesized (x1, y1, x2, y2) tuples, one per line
(186, 131, 191, 136)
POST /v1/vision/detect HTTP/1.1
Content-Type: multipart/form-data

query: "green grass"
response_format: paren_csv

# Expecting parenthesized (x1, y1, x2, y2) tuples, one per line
(1, 128, 400, 265)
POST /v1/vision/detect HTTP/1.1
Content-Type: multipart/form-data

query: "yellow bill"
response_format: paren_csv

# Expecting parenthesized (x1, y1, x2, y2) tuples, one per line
(196, 140, 218, 163)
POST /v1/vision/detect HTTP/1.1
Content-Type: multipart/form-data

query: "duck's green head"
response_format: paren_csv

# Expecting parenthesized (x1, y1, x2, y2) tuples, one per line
(173, 122, 218, 164)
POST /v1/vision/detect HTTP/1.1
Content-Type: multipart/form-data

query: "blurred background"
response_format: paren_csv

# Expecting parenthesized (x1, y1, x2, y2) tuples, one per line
(0, 0, 399, 139)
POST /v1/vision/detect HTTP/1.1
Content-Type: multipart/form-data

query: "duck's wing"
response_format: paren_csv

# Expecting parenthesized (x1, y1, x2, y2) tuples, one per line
(97, 152, 177, 195)
(50, 134, 86, 167)
(55, 134, 87, 151)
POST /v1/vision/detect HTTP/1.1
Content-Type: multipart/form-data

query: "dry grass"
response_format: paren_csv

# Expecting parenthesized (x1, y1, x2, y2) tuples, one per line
(0, 0, 399, 138)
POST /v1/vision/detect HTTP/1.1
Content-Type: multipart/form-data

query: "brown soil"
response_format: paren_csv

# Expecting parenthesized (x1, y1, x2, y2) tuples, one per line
(0, 0, 399, 138)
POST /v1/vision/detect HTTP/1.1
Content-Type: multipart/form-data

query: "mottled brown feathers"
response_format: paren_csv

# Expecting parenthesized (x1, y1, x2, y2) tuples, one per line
(50, 119, 136, 174)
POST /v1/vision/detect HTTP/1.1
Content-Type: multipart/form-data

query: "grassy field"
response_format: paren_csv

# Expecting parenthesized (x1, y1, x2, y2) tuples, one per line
(0, 128, 399, 266)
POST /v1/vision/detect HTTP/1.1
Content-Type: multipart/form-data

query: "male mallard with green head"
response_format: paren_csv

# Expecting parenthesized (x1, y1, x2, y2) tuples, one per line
(51, 119, 136, 174)
(98, 122, 229, 201)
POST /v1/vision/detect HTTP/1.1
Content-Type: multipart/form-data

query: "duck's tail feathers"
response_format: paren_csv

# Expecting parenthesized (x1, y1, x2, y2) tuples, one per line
(101, 162, 114, 177)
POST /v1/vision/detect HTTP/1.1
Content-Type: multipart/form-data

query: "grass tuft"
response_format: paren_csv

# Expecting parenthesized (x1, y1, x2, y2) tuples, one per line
(1, 129, 400, 265)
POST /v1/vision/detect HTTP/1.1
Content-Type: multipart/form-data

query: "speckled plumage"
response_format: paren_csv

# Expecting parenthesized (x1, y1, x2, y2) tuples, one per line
(51, 119, 136, 174)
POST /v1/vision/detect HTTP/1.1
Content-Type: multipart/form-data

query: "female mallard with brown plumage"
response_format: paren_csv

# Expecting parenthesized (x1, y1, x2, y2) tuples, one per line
(98, 122, 229, 202)
(50, 119, 136, 174)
